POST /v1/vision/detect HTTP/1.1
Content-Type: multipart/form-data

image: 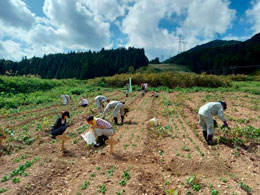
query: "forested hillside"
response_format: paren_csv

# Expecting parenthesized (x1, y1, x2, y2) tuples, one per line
(166, 33, 260, 75)
(0, 47, 148, 79)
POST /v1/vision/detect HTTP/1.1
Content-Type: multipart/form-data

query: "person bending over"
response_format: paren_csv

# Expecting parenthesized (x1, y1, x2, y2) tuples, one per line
(86, 115, 114, 148)
(198, 101, 228, 145)
(50, 111, 70, 139)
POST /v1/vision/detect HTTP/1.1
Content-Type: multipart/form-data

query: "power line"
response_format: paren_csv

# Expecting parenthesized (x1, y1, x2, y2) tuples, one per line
(206, 64, 260, 74)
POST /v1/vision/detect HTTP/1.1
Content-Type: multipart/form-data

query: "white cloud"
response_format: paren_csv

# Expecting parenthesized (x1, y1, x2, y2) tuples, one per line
(121, 0, 235, 60)
(0, 0, 112, 60)
(246, 0, 260, 33)
(0, 0, 35, 30)
(0, 0, 236, 61)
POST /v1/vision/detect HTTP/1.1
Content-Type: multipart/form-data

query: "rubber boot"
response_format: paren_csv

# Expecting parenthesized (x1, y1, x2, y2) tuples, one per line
(94, 136, 105, 148)
(102, 135, 109, 143)
(114, 117, 118, 125)
(202, 131, 208, 143)
(121, 116, 124, 125)
(207, 134, 216, 145)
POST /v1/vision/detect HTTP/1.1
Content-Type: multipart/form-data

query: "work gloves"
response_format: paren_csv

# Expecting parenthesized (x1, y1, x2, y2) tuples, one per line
(223, 121, 229, 128)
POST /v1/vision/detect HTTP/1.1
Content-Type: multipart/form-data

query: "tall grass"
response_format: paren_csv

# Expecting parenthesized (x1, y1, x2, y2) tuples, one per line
(88, 72, 232, 88)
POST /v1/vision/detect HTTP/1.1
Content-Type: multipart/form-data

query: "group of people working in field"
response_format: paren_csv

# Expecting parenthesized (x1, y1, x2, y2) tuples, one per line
(50, 94, 129, 148)
(51, 84, 228, 150)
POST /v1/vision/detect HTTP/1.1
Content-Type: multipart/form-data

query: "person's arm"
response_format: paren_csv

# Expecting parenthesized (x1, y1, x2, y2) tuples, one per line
(53, 118, 61, 129)
(102, 104, 110, 119)
(217, 106, 225, 122)
(217, 106, 228, 128)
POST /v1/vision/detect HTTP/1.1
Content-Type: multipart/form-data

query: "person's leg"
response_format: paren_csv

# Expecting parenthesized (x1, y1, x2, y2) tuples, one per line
(50, 126, 67, 138)
(94, 128, 105, 147)
(113, 106, 119, 125)
(198, 115, 208, 142)
(120, 107, 124, 125)
(205, 117, 215, 145)
(96, 99, 101, 112)
(100, 129, 115, 137)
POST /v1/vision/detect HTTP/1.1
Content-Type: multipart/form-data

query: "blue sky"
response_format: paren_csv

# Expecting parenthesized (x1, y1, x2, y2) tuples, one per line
(0, 0, 260, 61)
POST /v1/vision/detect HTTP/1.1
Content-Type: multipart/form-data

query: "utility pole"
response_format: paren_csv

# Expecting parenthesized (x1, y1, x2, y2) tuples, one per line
(178, 35, 182, 54)
(230, 66, 236, 75)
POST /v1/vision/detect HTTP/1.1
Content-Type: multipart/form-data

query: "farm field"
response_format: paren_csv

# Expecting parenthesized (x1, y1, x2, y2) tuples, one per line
(0, 80, 260, 194)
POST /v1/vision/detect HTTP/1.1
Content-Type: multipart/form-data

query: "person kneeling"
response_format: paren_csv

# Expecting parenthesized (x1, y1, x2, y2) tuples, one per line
(50, 111, 70, 139)
(86, 115, 114, 148)
(80, 97, 88, 107)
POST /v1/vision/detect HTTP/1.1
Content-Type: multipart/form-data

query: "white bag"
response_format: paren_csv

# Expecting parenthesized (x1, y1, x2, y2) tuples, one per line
(81, 130, 96, 145)
(149, 118, 158, 126)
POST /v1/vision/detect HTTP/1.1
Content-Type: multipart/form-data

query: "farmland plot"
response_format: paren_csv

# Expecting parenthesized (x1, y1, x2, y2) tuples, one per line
(0, 88, 259, 195)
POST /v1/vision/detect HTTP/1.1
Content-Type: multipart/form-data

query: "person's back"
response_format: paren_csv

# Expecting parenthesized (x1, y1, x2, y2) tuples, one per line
(199, 102, 224, 121)
(103, 101, 121, 119)
(95, 95, 106, 101)
(61, 94, 67, 105)
(107, 101, 120, 108)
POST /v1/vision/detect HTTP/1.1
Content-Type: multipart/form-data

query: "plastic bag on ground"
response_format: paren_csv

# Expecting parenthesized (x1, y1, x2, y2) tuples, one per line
(81, 130, 96, 145)
(149, 118, 158, 126)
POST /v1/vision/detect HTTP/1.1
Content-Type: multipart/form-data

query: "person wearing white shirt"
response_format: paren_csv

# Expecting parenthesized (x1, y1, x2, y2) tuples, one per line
(198, 101, 228, 145)
(95, 95, 110, 113)
(102, 101, 129, 125)
(80, 97, 88, 107)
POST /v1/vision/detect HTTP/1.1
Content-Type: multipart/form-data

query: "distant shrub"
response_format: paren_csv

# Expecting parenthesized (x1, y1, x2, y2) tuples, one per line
(0, 76, 60, 94)
(88, 72, 232, 89)
(71, 88, 85, 95)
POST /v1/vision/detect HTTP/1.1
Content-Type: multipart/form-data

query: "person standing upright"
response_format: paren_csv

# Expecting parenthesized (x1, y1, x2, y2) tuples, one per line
(126, 83, 129, 97)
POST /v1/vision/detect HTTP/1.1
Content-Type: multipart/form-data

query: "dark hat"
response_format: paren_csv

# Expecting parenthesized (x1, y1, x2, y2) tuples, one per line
(62, 111, 70, 118)
(86, 115, 94, 121)
(218, 101, 227, 110)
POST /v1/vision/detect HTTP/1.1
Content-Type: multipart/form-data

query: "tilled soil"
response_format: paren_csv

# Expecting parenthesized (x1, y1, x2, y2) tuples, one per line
(0, 90, 259, 195)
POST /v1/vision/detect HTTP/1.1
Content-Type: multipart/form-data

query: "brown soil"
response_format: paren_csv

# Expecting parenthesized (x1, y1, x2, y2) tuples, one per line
(0, 91, 259, 195)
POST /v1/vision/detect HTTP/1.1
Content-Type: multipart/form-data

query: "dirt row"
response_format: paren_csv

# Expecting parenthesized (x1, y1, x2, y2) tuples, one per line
(0, 90, 259, 194)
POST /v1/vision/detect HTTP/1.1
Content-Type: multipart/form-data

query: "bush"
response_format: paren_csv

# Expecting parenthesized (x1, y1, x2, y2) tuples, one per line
(88, 72, 232, 89)
(71, 88, 85, 95)
(0, 75, 60, 94)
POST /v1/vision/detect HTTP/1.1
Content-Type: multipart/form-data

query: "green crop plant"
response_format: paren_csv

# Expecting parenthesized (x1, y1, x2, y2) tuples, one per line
(211, 189, 218, 195)
(1, 157, 39, 183)
(98, 184, 106, 194)
(116, 189, 126, 195)
(186, 175, 201, 192)
(220, 177, 227, 183)
(238, 181, 252, 193)
(0, 188, 7, 193)
(81, 181, 90, 190)
(119, 169, 131, 186)
(123, 144, 129, 149)
(195, 146, 205, 157)
(165, 188, 178, 195)
(107, 165, 117, 177)
(12, 177, 20, 184)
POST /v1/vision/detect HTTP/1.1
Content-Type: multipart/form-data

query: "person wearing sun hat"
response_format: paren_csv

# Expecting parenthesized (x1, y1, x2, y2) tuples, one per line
(198, 101, 228, 145)
(50, 111, 70, 139)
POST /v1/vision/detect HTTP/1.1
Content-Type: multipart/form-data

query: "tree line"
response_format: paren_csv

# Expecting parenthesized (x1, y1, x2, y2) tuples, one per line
(0, 47, 149, 79)
(166, 33, 260, 75)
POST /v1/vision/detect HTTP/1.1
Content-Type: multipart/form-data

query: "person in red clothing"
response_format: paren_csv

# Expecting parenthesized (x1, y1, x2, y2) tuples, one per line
(86, 115, 114, 148)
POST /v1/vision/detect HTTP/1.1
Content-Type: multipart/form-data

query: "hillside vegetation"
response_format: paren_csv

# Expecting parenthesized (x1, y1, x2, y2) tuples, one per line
(0, 47, 148, 79)
(136, 64, 191, 73)
(166, 33, 260, 75)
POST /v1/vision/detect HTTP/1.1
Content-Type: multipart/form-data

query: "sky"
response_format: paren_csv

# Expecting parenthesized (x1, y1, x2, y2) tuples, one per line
(0, 0, 260, 61)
